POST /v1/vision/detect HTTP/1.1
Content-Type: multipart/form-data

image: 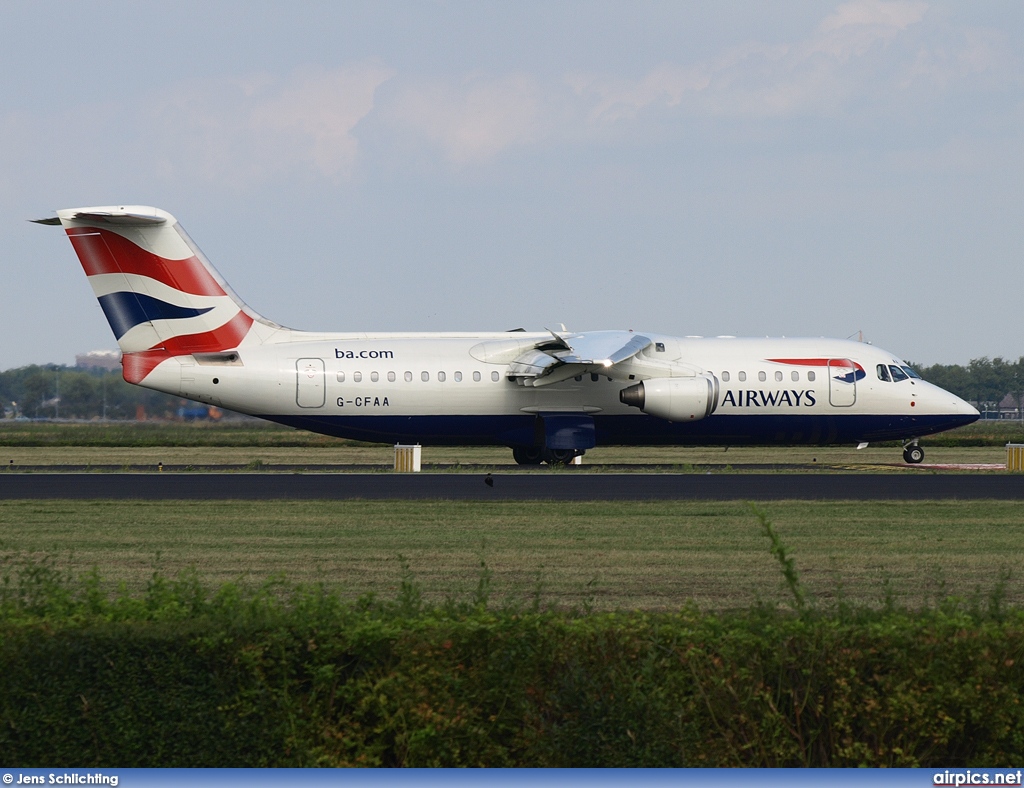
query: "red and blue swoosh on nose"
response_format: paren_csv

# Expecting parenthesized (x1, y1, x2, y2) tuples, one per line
(767, 358, 866, 383)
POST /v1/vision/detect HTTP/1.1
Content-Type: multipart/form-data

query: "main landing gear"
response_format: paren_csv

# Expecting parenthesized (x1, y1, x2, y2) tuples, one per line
(902, 440, 924, 464)
(512, 447, 585, 466)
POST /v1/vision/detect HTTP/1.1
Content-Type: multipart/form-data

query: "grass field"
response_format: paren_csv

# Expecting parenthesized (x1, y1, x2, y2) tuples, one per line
(0, 421, 327, 447)
(0, 444, 1012, 470)
(1, 421, 1019, 613)
(0, 419, 1017, 470)
(0, 418, 1021, 447)
(1, 499, 1020, 610)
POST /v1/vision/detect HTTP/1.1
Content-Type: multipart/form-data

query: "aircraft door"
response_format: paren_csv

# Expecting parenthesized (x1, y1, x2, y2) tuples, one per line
(827, 358, 856, 407)
(296, 358, 325, 408)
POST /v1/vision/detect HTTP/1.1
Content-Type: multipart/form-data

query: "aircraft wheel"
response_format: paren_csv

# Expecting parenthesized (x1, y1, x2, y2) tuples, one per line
(512, 446, 544, 465)
(903, 445, 925, 464)
(543, 449, 579, 465)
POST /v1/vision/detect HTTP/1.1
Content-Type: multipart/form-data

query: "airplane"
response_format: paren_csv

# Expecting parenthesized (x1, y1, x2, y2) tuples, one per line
(35, 205, 979, 466)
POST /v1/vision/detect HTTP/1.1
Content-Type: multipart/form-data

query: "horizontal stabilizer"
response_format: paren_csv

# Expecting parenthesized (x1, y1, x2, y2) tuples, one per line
(74, 210, 166, 226)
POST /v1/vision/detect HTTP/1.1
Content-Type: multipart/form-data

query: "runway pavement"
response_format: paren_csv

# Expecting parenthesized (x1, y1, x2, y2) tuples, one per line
(2, 472, 1023, 500)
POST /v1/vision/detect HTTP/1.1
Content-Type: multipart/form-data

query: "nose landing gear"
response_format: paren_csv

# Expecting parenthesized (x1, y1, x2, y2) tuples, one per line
(903, 440, 924, 464)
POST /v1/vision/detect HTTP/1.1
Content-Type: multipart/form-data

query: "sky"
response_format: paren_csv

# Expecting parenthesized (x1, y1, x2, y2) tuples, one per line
(1, 1, 1021, 369)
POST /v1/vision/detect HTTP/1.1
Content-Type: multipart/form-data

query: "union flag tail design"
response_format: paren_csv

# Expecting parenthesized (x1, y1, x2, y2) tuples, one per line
(40, 206, 269, 383)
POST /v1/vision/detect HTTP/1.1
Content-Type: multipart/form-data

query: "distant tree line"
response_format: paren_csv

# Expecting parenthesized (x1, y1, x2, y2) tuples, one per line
(0, 365, 184, 420)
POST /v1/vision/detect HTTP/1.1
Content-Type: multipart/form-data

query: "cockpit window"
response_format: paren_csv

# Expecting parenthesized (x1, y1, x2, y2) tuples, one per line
(901, 365, 921, 379)
(889, 365, 909, 382)
(876, 364, 891, 382)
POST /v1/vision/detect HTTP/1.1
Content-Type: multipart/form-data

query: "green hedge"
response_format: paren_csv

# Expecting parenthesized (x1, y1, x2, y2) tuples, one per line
(2, 534, 1022, 767)
(3, 598, 1024, 766)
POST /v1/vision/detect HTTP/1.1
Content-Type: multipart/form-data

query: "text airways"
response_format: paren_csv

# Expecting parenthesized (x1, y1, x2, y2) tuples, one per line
(721, 389, 817, 408)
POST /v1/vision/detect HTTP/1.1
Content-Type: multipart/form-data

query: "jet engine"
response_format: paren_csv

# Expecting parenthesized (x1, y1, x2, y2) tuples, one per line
(619, 375, 719, 421)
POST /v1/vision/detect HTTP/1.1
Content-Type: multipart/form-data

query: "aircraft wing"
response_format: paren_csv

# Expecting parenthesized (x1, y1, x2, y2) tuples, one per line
(507, 330, 653, 387)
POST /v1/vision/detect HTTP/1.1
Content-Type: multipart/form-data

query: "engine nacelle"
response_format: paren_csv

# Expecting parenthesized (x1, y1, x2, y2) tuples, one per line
(619, 375, 719, 422)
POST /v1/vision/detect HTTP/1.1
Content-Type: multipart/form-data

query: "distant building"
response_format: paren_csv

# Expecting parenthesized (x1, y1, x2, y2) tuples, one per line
(997, 393, 1023, 420)
(75, 350, 121, 371)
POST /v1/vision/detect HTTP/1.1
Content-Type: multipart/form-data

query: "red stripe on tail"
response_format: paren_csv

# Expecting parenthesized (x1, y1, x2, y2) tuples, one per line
(122, 311, 254, 383)
(67, 227, 226, 297)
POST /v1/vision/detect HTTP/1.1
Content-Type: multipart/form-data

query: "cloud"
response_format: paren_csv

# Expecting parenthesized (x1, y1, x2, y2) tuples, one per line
(148, 63, 395, 184)
(901, 26, 1012, 90)
(248, 66, 395, 176)
(365, 2, 1015, 167)
(9, 1, 1013, 188)
(382, 73, 544, 164)
(814, 0, 928, 60)
(566, 63, 712, 124)
(568, 1, 934, 122)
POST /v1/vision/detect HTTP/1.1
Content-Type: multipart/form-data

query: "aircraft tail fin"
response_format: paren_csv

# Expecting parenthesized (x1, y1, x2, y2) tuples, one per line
(36, 206, 275, 383)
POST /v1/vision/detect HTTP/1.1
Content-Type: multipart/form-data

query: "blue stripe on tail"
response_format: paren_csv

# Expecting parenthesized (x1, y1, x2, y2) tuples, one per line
(98, 291, 214, 340)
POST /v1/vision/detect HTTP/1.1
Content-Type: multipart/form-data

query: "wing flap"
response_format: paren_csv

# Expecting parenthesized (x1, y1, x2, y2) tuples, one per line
(507, 330, 653, 386)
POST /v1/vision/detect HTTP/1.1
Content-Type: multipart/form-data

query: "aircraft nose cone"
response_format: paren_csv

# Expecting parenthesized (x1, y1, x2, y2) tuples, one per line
(948, 394, 980, 425)
(956, 396, 980, 418)
(920, 381, 979, 426)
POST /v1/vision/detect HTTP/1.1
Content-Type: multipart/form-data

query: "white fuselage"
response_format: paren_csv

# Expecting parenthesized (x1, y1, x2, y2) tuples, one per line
(40, 205, 978, 457)
(140, 330, 977, 447)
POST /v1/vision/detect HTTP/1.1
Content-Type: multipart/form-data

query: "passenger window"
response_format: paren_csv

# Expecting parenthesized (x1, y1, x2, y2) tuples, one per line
(438, 371, 446, 382)
(455, 371, 463, 382)
(370, 371, 379, 382)
(388, 371, 396, 382)
(404, 371, 413, 382)
(738, 371, 747, 382)
(775, 371, 783, 382)
(791, 371, 799, 381)
(721, 371, 730, 382)
(889, 365, 909, 382)
(655, 342, 666, 352)
(877, 364, 891, 382)
(336, 371, 345, 383)
(758, 371, 766, 382)
(353, 372, 362, 383)
(473, 371, 481, 382)
(808, 371, 816, 382)
(492, 371, 500, 382)
(421, 371, 430, 382)
(591, 373, 599, 382)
